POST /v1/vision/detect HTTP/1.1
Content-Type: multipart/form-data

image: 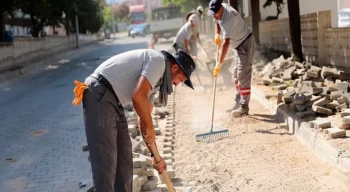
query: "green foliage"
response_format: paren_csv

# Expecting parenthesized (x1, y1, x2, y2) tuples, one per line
(263, 0, 285, 18)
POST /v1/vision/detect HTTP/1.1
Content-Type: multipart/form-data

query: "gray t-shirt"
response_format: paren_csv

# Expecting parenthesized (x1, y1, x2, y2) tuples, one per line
(173, 22, 194, 49)
(216, 3, 251, 48)
(94, 49, 165, 106)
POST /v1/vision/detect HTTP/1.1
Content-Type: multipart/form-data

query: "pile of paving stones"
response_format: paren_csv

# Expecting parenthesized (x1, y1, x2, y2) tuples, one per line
(255, 55, 350, 139)
(79, 93, 176, 192)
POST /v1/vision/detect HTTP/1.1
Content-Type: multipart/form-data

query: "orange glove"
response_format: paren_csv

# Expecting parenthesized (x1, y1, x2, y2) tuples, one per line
(72, 80, 88, 106)
(213, 62, 223, 78)
(215, 34, 221, 46)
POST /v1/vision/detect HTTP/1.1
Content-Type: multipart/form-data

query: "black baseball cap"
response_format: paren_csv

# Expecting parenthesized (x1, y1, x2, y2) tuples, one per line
(161, 50, 196, 90)
(208, 0, 223, 16)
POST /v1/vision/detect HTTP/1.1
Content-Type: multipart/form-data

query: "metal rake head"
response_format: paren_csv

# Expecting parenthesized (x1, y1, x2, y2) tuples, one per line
(195, 129, 229, 142)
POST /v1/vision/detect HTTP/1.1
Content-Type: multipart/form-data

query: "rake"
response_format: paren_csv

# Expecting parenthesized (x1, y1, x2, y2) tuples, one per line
(196, 42, 229, 141)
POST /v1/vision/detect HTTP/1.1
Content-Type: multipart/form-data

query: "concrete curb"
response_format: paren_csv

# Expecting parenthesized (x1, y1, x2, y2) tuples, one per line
(0, 41, 103, 85)
(252, 86, 350, 173)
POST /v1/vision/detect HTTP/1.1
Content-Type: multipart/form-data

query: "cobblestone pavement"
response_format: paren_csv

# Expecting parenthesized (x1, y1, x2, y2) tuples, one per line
(0, 35, 150, 192)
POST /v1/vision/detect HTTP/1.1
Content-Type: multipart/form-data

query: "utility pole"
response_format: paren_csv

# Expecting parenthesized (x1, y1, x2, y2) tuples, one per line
(75, 14, 79, 48)
(74, 3, 80, 49)
(111, 0, 115, 39)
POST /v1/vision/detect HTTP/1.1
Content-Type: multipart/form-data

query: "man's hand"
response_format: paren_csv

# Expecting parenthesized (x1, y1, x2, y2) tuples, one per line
(215, 34, 221, 46)
(153, 157, 167, 174)
(213, 62, 223, 77)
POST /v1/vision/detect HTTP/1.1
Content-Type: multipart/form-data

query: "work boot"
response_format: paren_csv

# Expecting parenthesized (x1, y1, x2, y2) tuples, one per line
(225, 102, 240, 113)
(231, 105, 249, 117)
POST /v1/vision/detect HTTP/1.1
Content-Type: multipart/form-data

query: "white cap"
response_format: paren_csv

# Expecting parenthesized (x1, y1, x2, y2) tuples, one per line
(197, 6, 204, 13)
(188, 14, 200, 26)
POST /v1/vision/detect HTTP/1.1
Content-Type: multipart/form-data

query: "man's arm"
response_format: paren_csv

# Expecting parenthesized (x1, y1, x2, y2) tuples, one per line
(132, 76, 156, 145)
(219, 38, 230, 64)
(185, 39, 190, 54)
(196, 32, 201, 45)
(215, 23, 221, 34)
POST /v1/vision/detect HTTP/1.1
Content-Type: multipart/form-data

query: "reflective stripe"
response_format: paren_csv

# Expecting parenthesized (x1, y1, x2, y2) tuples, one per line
(240, 87, 250, 96)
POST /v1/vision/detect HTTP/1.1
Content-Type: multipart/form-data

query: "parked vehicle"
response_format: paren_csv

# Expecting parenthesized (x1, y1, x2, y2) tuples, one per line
(129, 5, 147, 25)
(150, 5, 184, 44)
(130, 23, 150, 38)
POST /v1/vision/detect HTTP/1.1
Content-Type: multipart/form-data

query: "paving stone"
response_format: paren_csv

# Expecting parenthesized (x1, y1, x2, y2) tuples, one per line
(146, 169, 156, 177)
(336, 103, 348, 112)
(338, 71, 350, 81)
(295, 61, 304, 69)
(155, 128, 161, 135)
(133, 175, 141, 192)
(141, 177, 159, 191)
(300, 84, 313, 94)
(302, 73, 311, 80)
(282, 67, 295, 80)
(313, 97, 329, 107)
(343, 93, 350, 105)
(277, 91, 283, 104)
(154, 108, 170, 118)
(342, 116, 350, 124)
(337, 97, 345, 104)
(293, 79, 300, 88)
(341, 109, 350, 117)
(336, 82, 349, 93)
(272, 77, 284, 84)
(340, 123, 350, 130)
(262, 76, 272, 85)
(296, 110, 316, 119)
(138, 154, 152, 167)
(306, 66, 321, 78)
(330, 91, 342, 100)
(271, 68, 284, 78)
(312, 120, 331, 129)
(284, 89, 296, 104)
(312, 106, 332, 115)
(326, 128, 346, 139)
(133, 167, 148, 175)
(133, 158, 146, 168)
(132, 138, 141, 152)
(272, 84, 288, 90)
(321, 66, 339, 79)
(325, 101, 340, 110)
(293, 93, 312, 105)
(265, 94, 278, 99)
(139, 175, 148, 186)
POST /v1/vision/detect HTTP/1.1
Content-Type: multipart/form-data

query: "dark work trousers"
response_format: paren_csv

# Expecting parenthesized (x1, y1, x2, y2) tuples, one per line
(82, 75, 132, 192)
(232, 34, 256, 108)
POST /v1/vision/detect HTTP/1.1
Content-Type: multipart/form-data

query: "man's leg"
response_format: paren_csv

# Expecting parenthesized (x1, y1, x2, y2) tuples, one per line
(114, 109, 133, 192)
(226, 51, 240, 113)
(83, 77, 120, 192)
(231, 36, 255, 117)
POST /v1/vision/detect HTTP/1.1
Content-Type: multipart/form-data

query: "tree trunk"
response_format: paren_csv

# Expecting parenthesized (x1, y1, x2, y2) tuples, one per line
(250, 0, 260, 45)
(287, 0, 303, 62)
(0, 10, 5, 42)
(229, 0, 239, 11)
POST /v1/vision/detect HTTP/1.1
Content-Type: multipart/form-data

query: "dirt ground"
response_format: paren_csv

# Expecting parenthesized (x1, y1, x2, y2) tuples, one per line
(172, 55, 350, 192)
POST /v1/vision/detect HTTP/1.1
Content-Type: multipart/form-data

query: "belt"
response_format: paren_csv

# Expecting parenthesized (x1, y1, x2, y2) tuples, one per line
(90, 73, 119, 102)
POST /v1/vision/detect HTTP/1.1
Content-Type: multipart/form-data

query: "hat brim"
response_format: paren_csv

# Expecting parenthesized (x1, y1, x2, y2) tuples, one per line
(208, 9, 215, 16)
(162, 51, 194, 90)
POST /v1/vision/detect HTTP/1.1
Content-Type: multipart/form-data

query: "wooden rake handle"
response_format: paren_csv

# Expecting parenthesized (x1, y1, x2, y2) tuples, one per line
(149, 142, 174, 192)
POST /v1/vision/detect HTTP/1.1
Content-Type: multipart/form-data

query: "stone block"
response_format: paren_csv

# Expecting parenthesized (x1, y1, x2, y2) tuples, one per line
(336, 103, 348, 112)
(341, 109, 350, 117)
(141, 177, 158, 191)
(296, 101, 312, 112)
(262, 76, 272, 85)
(133, 175, 141, 192)
(337, 97, 345, 104)
(300, 84, 313, 94)
(154, 128, 161, 135)
(306, 66, 321, 78)
(326, 128, 346, 139)
(313, 97, 329, 107)
(343, 93, 350, 105)
(272, 77, 284, 84)
(295, 61, 304, 69)
(132, 138, 141, 152)
(312, 87, 324, 95)
(282, 67, 295, 80)
(138, 154, 153, 167)
(296, 110, 316, 119)
(133, 167, 147, 175)
(272, 84, 288, 91)
(338, 71, 350, 81)
(342, 116, 350, 124)
(340, 123, 350, 129)
(271, 68, 284, 78)
(321, 66, 339, 79)
(312, 106, 332, 115)
(139, 175, 148, 186)
(324, 101, 340, 110)
(312, 120, 331, 129)
(133, 158, 146, 168)
(293, 93, 312, 105)
(330, 91, 342, 100)
(336, 82, 349, 93)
